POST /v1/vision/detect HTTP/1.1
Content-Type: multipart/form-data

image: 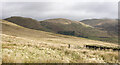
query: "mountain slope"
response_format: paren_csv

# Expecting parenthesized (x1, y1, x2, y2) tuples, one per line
(40, 18, 118, 43)
(81, 19, 118, 36)
(1, 19, 119, 63)
(4, 17, 117, 43)
(40, 18, 109, 37)
(4, 16, 48, 31)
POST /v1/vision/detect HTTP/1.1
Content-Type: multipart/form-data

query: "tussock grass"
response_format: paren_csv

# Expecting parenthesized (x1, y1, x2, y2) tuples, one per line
(2, 34, 119, 63)
(1, 21, 119, 63)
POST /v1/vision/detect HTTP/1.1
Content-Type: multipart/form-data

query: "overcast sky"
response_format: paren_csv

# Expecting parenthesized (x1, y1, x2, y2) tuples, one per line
(1, 1, 118, 21)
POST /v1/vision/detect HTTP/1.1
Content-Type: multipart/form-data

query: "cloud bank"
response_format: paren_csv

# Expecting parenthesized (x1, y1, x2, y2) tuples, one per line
(1, 2, 118, 21)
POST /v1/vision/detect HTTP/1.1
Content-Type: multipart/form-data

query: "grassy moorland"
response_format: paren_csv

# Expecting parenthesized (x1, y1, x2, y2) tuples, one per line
(81, 19, 118, 37)
(5, 16, 118, 43)
(1, 20, 119, 63)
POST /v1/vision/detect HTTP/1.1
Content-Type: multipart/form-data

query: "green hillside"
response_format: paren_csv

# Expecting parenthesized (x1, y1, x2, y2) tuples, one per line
(40, 18, 117, 43)
(81, 19, 118, 36)
(4, 17, 118, 43)
(4, 16, 48, 31)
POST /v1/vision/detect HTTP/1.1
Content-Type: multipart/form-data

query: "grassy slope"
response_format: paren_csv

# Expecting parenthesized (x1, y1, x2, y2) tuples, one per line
(4, 16, 49, 31)
(40, 18, 118, 43)
(5, 17, 117, 43)
(1, 20, 119, 63)
(81, 19, 118, 36)
(40, 18, 109, 37)
(81, 19, 118, 43)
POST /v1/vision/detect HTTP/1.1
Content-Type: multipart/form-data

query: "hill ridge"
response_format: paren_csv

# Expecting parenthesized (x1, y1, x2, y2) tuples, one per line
(3, 16, 118, 43)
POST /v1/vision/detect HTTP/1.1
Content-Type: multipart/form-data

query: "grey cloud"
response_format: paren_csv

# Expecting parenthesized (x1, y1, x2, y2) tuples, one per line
(70, 2, 117, 19)
(1, 2, 118, 21)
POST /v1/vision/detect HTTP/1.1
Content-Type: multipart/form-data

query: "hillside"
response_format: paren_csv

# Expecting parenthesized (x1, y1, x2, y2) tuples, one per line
(4, 17, 118, 43)
(40, 18, 118, 43)
(81, 19, 118, 36)
(4, 16, 48, 31)
(1, 20, 119, 63)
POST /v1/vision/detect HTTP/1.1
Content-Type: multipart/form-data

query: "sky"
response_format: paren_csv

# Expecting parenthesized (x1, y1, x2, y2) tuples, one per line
(0, 0, 119, 21)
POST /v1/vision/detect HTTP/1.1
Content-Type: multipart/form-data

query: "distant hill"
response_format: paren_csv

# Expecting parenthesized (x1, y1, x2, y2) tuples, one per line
(40, 18, 110, 37)
(4, 16, 118, 43)
(4, 16, 48, 31)
(81, 19, 118, 36)
(39, 18, 118, 43)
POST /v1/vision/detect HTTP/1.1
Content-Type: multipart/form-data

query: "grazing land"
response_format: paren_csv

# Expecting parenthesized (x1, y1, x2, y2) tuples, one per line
(5, 17, 118, 43)
(1, 20, 119, 63)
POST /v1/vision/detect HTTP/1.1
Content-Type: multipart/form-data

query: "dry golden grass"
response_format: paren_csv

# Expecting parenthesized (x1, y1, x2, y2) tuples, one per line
(2, 34, 119, 63)
(1, 20, 120, 63)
